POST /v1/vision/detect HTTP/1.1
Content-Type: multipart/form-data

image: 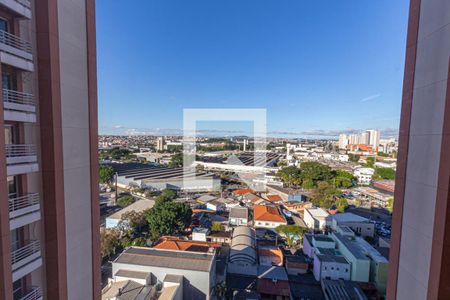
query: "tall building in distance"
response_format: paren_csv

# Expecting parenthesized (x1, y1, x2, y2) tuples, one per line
(156, 136, 165, 151)
(338, 134, 348, 149)
(338, 130, 380, 150)
(0, 0, 100, 300)
(388, 0, 450, 299)
(366, 129, 380, 149)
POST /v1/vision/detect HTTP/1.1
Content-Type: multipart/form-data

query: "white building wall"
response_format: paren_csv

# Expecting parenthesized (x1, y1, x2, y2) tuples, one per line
(58, 0, 93, 299)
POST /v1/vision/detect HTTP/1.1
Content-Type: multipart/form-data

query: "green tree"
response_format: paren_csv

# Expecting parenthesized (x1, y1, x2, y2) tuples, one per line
(169, 153, 183, 168)
(117, 195, 135, 207)
(211, 222, 222, 232)
(366, 157, 375, 168)
(311, 182, 342, 209)
(146, 201, 192, 240)
(277, 166, 302, 187)
(109, 147, 131, 160)
(301, 178, 314, 189)
(299, 162, 333, 186)
(373, 167, 396, 180)
(275, 225, 307, 248)
(119, 210, 148, 231)
(348, 153, 360, 163)
(336, 198, 349, 212)
(387, 197, 394, 214)
(99, 165, 114, 184)
(155, 189, 177, 204)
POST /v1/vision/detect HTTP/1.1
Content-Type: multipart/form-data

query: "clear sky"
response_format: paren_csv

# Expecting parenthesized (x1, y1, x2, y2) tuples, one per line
(97, 0, 410, 138)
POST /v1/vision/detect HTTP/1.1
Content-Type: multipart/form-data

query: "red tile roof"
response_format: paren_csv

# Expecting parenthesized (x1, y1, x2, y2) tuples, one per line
(154, 237, 220, 252)
(266, 195, 283, 202)
(254, 205, 286, 223)
(233, 188, 255, 196)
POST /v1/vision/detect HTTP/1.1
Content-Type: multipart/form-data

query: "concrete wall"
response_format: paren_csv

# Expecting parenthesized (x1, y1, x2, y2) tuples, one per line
(313, 255, 351, 281)
(394, 0, 450, 299)
(57, 0, 93, 299)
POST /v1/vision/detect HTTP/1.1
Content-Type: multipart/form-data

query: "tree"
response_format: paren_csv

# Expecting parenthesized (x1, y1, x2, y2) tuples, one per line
(366, 157, 375, 168)
(169, 153, 183, 168)
(277, 166, 302, 187)
(333, 170, 355, 188)
(336, 198, 349, 212)
(100, 228, 121, 259)
(348, 153, 360, 163)
(387, 197, 394, 214)
(211, 222, 222, 232)
(373, 167, 396, 180)
(311, 182, 342, 209)
(117, 195, 135, 207)
(99, 165, 114, 184)
(275, 225, 307, 248)
(301, 178, 314, 189)
(109, 147, 132, 160)
(119, 210, 148, 231)
(155, 189, 177, 204)
(299, 162, 333, 186)
(146, 201, 192, 240)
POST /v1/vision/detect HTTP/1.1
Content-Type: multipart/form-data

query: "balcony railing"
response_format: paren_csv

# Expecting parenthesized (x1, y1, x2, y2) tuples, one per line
(15, 0, 31, 9)
(11, 240, 40, 267)
(5, 144, 37, 158)
(9, 193, 39, 214)
(3, 89, 34, 107)
(0, 30, 32, 54)
(19, 286, 42, 300)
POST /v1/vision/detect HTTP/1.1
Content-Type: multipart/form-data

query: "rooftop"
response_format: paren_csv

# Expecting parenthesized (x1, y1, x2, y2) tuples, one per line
(305, 207, 329, 219)
(229, 207, 248, 219)
(321, 279, 368, 300)
(331, 212, 370, 223)
(316, 254, 349, 264)
(108, 199, 155, 220)
(114, 247, 215, 272)
(153, 236, 220, 253)
(111, 163, 217, 182)
(102, 280, 154, 300)
(266, 194, 283, 202)
(254, 205, 286, 223)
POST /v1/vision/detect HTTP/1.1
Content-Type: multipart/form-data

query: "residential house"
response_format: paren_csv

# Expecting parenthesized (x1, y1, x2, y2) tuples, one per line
(229, 207, 249, 226)
(253, 205, 287, 229)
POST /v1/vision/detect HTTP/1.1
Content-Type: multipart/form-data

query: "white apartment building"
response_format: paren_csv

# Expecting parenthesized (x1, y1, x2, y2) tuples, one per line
(313, 254, 351, 281)
(304, 207, 330, 230)
(354, 167, 375, 185)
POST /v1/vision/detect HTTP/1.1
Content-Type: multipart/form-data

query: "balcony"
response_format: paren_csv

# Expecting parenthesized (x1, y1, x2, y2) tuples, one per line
(6, 144, 38, 176)
(0, 30, 33, 72)
(19, 286, 43, 300)
(3, 89, 36, 123)
(11, 240, 42, 282)
(9, 193, 40, 230)
(0, 0, 31, 19)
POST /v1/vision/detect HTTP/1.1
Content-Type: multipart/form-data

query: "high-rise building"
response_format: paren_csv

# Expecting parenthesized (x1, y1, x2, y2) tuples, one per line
(156, 136, 165, 151)
(359, 132, 370, 145)
(338, 134, 348, 149)
(366, 129, 380, 149)
(388, 0, 450, 299)
(0, 1, 100, 300)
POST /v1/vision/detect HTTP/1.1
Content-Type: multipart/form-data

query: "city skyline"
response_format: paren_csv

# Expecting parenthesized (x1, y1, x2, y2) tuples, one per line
(97, 0, 409, 136)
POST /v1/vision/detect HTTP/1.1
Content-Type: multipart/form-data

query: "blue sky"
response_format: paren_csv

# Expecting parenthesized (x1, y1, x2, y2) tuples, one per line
(97, 0, 409, 138)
